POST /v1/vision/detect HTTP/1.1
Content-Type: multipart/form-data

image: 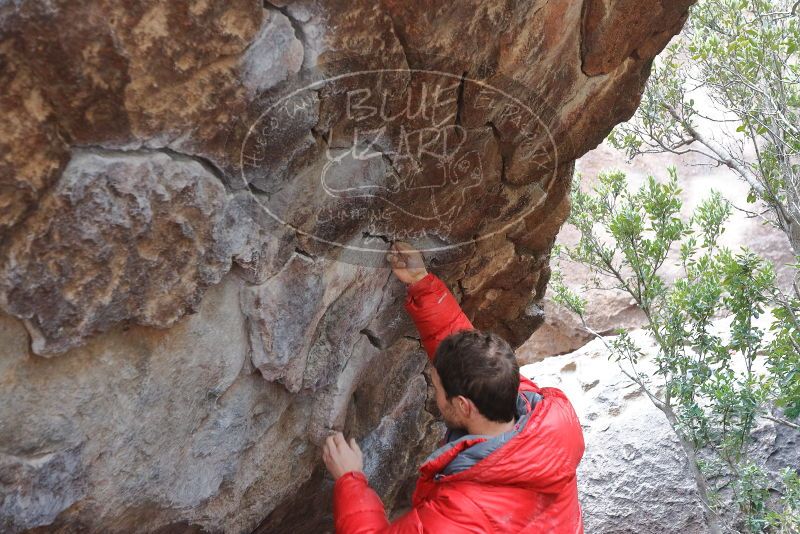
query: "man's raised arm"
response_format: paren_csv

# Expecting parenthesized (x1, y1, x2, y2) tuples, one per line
(386, 242, 474, 360)
(323, 243, 479, 534)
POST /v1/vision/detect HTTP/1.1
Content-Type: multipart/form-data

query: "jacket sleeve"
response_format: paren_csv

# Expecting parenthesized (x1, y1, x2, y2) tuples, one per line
(404, 273, 474, 361)
(333, 472, 391, 533)
(333, 472, 493, 533)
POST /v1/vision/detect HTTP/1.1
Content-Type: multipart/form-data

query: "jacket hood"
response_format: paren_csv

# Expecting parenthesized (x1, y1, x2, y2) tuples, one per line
(419, 381, 585, 493)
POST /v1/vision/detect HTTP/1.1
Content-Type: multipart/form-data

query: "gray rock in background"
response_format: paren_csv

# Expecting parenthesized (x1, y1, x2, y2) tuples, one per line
(523, 326, 800, 533)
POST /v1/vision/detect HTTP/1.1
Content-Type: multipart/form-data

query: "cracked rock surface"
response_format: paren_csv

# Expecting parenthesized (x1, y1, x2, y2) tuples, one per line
(0, 0, 691, 532)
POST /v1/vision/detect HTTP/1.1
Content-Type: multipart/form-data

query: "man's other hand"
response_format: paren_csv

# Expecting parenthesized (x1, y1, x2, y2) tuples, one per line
(386, 241, 428, 285)
(323, 432, 364, 480)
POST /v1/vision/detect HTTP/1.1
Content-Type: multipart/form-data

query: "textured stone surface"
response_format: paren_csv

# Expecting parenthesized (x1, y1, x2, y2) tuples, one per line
(0, 0, 693, 531)
(241, 8, 304, 95)
(0, 150, 234, 355)
(523, 335, 710, 532)
(522, 326, 800, 533)
(581, 0, 694, 76)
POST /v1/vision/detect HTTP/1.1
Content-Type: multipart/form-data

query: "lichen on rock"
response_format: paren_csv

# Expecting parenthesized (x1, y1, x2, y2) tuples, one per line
(0, 149, 235, 355)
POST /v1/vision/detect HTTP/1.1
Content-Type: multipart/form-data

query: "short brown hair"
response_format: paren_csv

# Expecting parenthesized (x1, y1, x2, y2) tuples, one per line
(433, 330, 519, 423)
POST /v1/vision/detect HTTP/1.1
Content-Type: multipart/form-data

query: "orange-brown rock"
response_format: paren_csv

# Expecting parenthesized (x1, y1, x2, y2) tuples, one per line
(0, 1, 692, 531)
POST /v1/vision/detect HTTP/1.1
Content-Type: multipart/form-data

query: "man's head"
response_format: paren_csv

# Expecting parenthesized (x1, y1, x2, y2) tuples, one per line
(431, 330, 520, 431)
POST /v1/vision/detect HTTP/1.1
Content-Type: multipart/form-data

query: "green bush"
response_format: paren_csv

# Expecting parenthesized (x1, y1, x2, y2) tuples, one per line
(553, 169, 799, 532)
(569, 1, 800, 529)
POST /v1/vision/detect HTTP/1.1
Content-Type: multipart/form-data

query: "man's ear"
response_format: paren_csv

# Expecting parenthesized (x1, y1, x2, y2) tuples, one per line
(455, 395, 473, 418)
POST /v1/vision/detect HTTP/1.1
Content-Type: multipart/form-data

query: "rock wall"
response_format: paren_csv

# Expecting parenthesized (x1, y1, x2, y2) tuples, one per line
(0, 1, 692, 532)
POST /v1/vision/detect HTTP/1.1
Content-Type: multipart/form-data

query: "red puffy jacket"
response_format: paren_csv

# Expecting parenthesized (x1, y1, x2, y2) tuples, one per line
(334, 273, 585, 533)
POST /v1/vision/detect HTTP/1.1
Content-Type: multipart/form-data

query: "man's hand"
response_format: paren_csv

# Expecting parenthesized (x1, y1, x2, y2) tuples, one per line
(386, 241, 428, 285)
(323, 432, 364, 480)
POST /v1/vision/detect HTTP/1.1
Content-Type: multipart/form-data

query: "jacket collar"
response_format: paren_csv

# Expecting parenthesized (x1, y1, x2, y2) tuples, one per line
(419, 390, 542, 480)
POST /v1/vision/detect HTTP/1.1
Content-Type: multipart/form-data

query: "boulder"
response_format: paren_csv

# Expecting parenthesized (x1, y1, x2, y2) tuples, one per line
(522, 326, 800, 533)
(0, 0, 693, 531)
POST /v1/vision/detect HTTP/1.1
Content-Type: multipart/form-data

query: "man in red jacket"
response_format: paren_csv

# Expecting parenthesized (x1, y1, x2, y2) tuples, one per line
(322, 242, 585, 533)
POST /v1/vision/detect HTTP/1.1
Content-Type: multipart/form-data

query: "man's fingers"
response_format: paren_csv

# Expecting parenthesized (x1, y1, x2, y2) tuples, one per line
(325, 434, 338, 454)
(333, 432, 347, 450)
(393, 241, 411, 252)
(385, 252, 407, 269)
(350, 438, 361, 454)
(394, 244, 411, 259)
(389, 241, 417, 259)
(392, 241, 421, 264)
(391, 242, 410, 257)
